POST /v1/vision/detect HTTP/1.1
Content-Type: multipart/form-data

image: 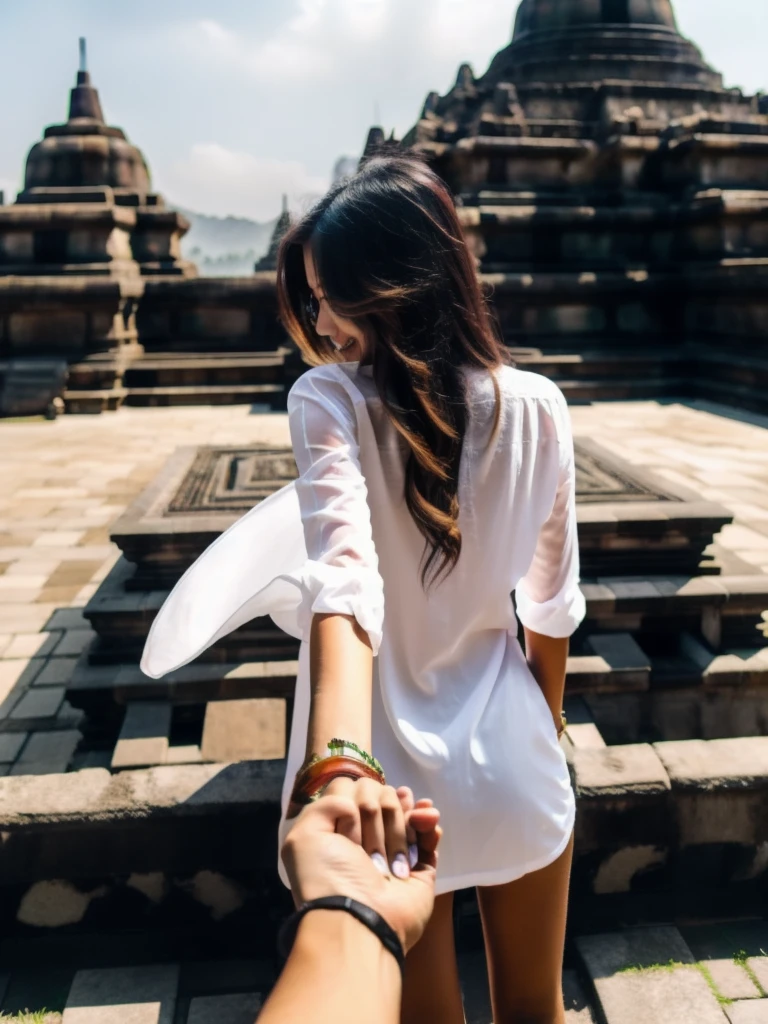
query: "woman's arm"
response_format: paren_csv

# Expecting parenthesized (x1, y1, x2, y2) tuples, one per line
(306, 612, 374, 758)
(287, 371, 385, 768)
(523, 626, 569, 733)
(516, 388, 585, 713)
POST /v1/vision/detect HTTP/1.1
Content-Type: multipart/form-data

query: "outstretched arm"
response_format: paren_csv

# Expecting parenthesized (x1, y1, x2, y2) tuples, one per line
(307, 612, 374, 758)
(261, 783, 441, 1024)
(287, 370, 385, 778)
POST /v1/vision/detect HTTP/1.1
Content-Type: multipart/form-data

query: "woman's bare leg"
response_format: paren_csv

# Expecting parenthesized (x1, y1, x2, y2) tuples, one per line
(401, 891, 465, 1024)
(477, 832, 574, 1024)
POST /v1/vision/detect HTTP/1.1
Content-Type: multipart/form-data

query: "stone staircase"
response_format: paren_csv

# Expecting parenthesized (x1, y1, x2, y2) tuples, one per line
(691, 343, 768, 417)
(64, 348, 299, 414)
(4, 919, 768, 1021)
(510, 344, 693, 404)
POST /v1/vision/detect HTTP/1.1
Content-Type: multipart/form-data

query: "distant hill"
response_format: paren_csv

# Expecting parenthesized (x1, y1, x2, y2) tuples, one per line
(174, 207, 279, 278)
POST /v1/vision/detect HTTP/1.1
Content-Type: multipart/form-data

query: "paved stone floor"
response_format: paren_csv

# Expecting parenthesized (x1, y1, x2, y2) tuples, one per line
(1, 399, 768, 1021)
(1, 397, 768, 775)
(3, 923, 768, 1022)
(0, 406, 291, 774)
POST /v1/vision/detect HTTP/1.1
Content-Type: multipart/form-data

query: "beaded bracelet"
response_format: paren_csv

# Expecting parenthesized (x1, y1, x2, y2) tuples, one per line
(286, 754, 385, 820)
(328, 738, 385, 778)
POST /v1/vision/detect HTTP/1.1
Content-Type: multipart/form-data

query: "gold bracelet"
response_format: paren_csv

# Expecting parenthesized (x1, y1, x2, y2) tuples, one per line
(557, 711, 567, 739)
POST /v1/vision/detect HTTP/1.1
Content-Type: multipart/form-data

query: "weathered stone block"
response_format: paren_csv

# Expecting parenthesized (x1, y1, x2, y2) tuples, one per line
(655, 738, 768, 791)
(593, 845, 667, 895)
(201, 698, 286, 763)
(577, 927, 724, 1024)
(10, 686, 65, 720)
(725, 1000, 768, 1023)
(747, 958, 768, 994)
(0, 732, 27, 764)
(111, 702, 171, 770)
(10, 728, 80, 775)
(587, 633, 651, 689)
(573, 744, 671, 798)
(704, 960, 761, 1001)
(62, 964, 179, 1024)
(187, 993, 262, 1024)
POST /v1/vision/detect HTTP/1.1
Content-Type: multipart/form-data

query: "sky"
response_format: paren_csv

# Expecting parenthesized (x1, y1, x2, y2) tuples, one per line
(0, 0, 765, 223)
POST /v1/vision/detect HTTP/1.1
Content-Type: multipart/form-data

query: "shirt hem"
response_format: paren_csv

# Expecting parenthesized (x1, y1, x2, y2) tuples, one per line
(432, 799, 576, 896)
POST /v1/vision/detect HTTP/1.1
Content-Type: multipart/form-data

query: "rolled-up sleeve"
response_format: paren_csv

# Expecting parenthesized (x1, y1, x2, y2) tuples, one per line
(515, 390, 586, 639)
(287, 369, 385, 655)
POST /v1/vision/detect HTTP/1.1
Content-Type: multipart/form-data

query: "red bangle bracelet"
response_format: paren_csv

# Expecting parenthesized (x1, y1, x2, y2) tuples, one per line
(287, 755, 385, 819)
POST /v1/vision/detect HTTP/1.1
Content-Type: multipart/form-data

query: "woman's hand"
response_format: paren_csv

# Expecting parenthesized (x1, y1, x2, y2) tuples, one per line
(280, 779, 441, 954)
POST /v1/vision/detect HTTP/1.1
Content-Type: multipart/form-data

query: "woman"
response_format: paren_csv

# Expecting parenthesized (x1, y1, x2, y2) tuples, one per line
(275, 154, 585, 1024)
(142, 153, 584, 1024)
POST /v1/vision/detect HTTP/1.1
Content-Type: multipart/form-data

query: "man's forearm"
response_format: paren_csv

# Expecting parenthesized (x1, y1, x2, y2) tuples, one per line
(306, 613, 374, 758)
(523, 626, 569, 724)
(259, 910, 401, 1024)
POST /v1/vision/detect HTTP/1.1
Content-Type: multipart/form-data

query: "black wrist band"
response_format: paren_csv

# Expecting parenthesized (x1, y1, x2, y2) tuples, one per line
(278, 895, 406, 975)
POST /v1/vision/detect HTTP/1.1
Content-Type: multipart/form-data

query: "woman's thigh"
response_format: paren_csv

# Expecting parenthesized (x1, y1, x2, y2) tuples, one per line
(401, 891, 465, 1024)
(477, 832, 574, 1024)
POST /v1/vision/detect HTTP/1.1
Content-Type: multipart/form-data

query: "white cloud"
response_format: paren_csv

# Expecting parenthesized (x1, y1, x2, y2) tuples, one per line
(183, 0, 509, 86)
(158, 143, 330, 221)
(0, 176, 20, 204)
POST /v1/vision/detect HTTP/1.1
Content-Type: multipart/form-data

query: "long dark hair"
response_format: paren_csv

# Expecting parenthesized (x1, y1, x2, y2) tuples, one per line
(277, 153, 506, 587)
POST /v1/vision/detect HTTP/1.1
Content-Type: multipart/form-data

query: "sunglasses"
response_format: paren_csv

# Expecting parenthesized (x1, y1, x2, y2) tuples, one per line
(304, 292, 321, 326)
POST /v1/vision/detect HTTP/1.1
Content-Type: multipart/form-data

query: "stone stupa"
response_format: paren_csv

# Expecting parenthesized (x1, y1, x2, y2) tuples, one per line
(381, 0, 768, 411)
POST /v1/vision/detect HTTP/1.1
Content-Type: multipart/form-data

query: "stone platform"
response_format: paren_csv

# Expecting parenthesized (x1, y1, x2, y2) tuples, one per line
(0, 398, 767, 957)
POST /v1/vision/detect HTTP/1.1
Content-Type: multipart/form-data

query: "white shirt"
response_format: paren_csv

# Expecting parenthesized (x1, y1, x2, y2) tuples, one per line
(282, 361, 585, 893)
(141, 360, 586, 894)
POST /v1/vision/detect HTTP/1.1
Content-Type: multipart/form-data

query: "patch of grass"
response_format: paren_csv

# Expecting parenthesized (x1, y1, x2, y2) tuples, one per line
(0, 1012, 61, 1023)
(734, 949, 765, 996)
(617, 960, 734, 1006)
(696, 963, 733, 1007)
(618, 958, 686, 975)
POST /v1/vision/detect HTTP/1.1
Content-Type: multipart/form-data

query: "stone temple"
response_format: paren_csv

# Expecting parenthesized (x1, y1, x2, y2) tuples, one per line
(4, 3, 768, 419)
(394, 0, 768, 412)
(1, 6, 768, 1022)
(0, 40, 297, 416)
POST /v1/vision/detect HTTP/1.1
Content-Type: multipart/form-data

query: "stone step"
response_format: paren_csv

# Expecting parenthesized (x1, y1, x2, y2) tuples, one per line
(562, 696, 607, 750)
(187, 993, 262, 1023)
(63, 964, 179, 1024)
(63, 389, 127, 414)
(111, 701, 172, 770)
(123, 354, 286, 390)
(123, 384, 285, 409)
(694, 377, 768, 417)
(513, 348, 684, 381)
(108, 696, 290, 770)
(126, 354, 287, 370)
(586, 633, 651, 688)
(580, 575, 768, 648)
(556, 378, 693, 403)
(576, 926, 727, 1023)
(3, 740, 768, 931)
(67, 659, 298, 735)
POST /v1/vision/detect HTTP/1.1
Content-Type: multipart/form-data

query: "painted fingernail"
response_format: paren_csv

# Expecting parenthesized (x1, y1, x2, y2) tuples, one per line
(408, 843, 419, 869)
(392, 853, 410, 880)
(371, 852, 389, 876)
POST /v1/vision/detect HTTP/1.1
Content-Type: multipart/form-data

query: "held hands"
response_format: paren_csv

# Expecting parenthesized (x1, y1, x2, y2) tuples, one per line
(280, 778, 441, 954)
